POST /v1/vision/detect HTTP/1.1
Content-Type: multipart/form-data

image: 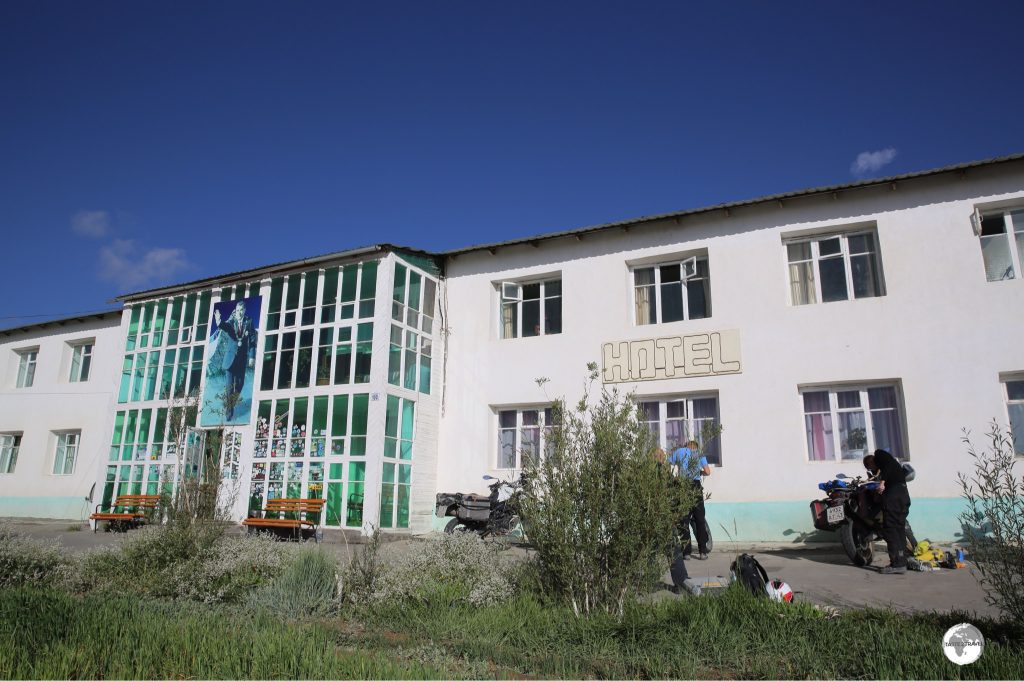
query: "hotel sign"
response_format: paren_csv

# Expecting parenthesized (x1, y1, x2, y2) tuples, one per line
(601, 330, 742, 384)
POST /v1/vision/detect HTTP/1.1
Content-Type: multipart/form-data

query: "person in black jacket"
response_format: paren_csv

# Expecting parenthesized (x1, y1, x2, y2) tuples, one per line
(863, 448, 911, 574)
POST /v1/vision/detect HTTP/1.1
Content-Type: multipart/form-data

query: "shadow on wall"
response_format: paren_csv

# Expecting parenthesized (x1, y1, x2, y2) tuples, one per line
(782, 528, 835, 543)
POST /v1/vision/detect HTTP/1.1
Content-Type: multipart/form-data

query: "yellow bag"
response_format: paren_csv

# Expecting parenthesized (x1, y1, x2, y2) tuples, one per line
(913, 540, 942, 567)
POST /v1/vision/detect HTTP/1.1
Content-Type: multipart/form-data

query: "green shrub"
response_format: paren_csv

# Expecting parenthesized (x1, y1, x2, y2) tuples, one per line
(346, 532, 519, 607)
(0, 525, 70, 589)
(69, 524, 286, 603)
(247, 546, 338, 617)
(519, 365, 702, 617)
(958, 422, 1024, 624)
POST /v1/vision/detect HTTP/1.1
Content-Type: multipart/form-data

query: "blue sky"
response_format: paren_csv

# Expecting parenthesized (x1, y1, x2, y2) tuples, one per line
(2, 1, 1022, 327)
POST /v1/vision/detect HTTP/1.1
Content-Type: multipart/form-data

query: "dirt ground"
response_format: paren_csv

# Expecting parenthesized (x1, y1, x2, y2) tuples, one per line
(5, 519, 1001, 619)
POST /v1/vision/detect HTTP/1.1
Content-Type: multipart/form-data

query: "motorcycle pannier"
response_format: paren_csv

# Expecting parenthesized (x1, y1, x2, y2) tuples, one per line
(809, 500, 831, 532)
(458, 494, 491, 521)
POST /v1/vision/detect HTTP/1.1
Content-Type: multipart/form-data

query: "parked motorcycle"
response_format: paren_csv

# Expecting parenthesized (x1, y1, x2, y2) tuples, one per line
(809, 466, 917, 567)
(435, 475, 523, 538)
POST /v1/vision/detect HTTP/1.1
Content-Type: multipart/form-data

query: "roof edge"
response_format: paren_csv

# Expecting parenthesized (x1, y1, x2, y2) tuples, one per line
(0, 309, 122, 337)
(443, 152, 1024, 257)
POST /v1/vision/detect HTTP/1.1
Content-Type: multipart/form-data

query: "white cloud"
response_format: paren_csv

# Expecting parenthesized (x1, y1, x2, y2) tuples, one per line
(850, 148, 898, 178)
(71, 210, 112, 238)
(98, 239, 191, 291)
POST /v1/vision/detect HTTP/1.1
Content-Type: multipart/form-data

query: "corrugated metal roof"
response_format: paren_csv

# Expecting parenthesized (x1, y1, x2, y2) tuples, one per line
(0, 309, 122, 337)
(443, 153, 1024, 257)
(111, 152, 1024, 303)
(115, 243, 442, 303)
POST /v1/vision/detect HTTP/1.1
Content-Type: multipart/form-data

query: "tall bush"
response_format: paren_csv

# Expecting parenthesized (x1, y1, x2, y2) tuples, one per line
(958, 422, 1024, 624)
(519, 365, 700, 617)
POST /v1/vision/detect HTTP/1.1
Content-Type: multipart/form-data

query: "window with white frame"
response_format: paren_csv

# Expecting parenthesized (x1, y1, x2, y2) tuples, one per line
(0, 433, 21, 474)
(801, 384, 906, 462)
(633, 256, 711, 325)
(69, 341, 94, 382)
(977, 209, 1024, 282)
(637, 395, 721, 465)
(499, 279, 562, 339)
(15, 349, 38, 388)
(786, 230, 885, 305)
(496, 407, 557, 469)
(53, 431, 80, 475)
(1005, 377, 1024, 456)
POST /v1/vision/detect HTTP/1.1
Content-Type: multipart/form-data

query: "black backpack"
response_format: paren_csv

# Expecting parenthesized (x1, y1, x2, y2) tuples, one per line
(731, 553, 769, 597)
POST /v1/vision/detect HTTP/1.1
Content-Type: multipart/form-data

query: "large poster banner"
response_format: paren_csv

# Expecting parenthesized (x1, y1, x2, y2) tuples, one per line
(200, 296, 262, 427)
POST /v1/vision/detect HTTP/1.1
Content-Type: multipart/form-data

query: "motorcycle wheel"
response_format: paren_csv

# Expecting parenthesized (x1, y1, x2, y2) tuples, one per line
(839, 522, 874, 567)
(444, 518, 470, 534)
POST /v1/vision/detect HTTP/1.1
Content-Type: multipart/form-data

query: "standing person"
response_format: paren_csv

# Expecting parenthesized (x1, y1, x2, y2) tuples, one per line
(212, 301, 257, 420)
(863, 448, 911, 574)
(670, 439, 712, 559)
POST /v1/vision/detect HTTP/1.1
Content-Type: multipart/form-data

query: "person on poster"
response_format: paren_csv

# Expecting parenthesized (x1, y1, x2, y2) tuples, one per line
(211, 300, 257, 420)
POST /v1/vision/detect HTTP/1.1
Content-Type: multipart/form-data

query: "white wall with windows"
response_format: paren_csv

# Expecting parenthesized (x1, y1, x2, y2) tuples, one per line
(435, 160, 1024, 540)
(0, 313, 122, 519)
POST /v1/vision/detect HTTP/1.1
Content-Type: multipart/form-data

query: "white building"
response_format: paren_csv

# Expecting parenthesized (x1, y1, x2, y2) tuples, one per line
(0, 312, 122, 520)
(437, 154, 1024, 541)
(3, 155, 1022, 541)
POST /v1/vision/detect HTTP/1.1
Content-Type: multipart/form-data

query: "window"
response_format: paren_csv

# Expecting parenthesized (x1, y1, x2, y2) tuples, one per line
(801, 384, 906, 462)
(1005, 377, 1024, 456)
(633, 257, 711, 325)
(0, 433, 21, 474)
(16, 349, 37, 388)
(978, 209, 1024, 282)
(496, 407, 557, 469)
(53, 431, 80, 475)
(69, 342, 94, 382)
(500, 278, 562, 338)
(786, 231, 884, 305)
(637, 396, 721, 465)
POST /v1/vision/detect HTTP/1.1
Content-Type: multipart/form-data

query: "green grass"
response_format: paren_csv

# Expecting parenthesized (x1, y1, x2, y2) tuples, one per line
(3, 585, 1022, 679)
(353, 588, 1024, 679)
(0, 588, 451, 680)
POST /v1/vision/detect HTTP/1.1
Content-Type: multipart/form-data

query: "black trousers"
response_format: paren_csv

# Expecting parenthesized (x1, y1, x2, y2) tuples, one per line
(685, 481, 710, 554)
(881, 484, 911, 567)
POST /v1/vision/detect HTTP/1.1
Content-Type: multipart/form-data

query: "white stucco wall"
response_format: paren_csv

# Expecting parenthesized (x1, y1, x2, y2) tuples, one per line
(0, 314, 122, 520)
(435, 164, 1024, 540)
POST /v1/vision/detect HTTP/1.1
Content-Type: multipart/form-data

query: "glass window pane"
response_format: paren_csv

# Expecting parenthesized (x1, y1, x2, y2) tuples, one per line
(499, 411, 516, 428)
(522, 299, 540, 337)
(1008, 403, 1024, 455)
(521, 410, 539, 427)
(981, 234, 1015, 281)
(1007, 380, 1024, 401)
(660, 264, 680, 283)
(979, 213, 1006, 236)
(691, 398, 717, 419)
(871, 409, 904, 459)
(522, 283, 541, 300)
(805, 413, 834, 461)
(838, 410, 868, 460)
(818, 237, 841, 256)
(836, 391, 861, 409)
(788, 261, 815, 305)
(850, 253, 881, 298)
(867, 387, 897, 410)
(847, 233, 874, 255)
(634, 268, 654, 286)
(401, 401, 415, 441)
(803, 391, 830, 413)
(385, 396, 399, 438)
(686, 279, 710, 319)
(818, 257, 849, 302)
(787, 242, 812, 262)
(545, 295, 562, 335)
(660, 282, 684, 322)
(498, 429, 516, 468)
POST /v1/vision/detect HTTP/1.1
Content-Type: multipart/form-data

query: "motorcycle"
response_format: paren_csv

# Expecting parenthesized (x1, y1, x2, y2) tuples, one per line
(809, 465, 917, 567)
(435, 475, 523, 538)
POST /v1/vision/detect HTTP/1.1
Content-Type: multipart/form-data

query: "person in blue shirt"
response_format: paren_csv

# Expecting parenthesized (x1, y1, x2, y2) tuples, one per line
(669, 439, 713, 559)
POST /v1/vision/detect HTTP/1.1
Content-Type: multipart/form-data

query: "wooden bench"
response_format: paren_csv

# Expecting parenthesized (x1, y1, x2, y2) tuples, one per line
(242, 498, 325, 541)
(89, 494, 161, 532)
